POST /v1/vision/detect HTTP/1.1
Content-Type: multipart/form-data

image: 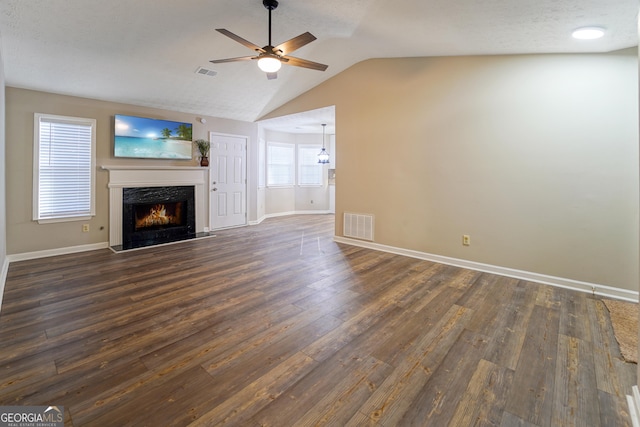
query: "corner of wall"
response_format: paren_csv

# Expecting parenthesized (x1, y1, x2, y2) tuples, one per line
(0, 32, 8, 312)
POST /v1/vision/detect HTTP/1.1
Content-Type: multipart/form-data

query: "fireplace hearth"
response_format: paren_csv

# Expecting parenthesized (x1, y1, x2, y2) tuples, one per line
(122, 186, 196, 250)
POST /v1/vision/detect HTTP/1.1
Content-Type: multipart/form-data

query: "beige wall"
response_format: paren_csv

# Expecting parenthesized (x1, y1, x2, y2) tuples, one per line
(6, 88, 257, 255)
(263, 50, 639, 291)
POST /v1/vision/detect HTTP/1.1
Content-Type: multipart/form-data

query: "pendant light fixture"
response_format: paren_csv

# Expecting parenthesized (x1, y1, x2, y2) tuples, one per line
(318, 123, 330, 164)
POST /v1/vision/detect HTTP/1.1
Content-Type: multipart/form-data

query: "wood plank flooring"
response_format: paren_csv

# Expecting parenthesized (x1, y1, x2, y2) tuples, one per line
(0, 214, 636, 426)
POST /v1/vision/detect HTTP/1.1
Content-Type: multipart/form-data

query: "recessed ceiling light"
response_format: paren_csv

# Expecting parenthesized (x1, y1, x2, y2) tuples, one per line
(572, 27, 605, 40)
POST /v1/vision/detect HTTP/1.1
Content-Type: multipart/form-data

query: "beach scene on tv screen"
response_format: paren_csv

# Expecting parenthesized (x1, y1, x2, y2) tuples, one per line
(115, 115, 193, 159)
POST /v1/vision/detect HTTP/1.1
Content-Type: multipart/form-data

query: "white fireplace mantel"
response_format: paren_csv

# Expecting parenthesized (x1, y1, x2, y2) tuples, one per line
(102, 165, 209, 247)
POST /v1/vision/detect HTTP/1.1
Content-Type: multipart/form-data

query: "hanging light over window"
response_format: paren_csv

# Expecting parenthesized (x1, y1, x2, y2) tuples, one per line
(318, 123, 330, 164)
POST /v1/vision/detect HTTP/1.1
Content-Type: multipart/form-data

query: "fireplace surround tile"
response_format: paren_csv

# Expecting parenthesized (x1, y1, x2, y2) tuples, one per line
(122, 186, 196, 250)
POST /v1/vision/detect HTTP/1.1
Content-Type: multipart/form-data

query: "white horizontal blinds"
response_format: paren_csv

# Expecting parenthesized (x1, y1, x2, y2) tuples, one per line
(267, 142, 294, 186)
(36, 115, 94, 220)
(298, 145, 322, 185)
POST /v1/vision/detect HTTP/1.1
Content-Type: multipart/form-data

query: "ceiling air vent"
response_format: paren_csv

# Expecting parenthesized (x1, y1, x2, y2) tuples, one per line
(195, 66, 217, 77)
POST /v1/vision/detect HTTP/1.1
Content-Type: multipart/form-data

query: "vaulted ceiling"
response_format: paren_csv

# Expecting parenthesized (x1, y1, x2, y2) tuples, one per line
(0, 0, 637, 129)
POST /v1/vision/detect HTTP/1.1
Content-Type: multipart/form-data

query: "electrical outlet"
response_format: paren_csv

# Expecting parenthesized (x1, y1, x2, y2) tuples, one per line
(82, 224, 90, 232)
(462, 234, 470, 246)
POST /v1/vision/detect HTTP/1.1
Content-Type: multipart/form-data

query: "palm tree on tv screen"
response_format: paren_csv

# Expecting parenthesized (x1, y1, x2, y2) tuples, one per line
(175, 124, 192, 141)
(161, 128, 172, 139)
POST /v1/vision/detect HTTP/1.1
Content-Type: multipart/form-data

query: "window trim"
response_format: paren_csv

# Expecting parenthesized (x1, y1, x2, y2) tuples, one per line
(33, 113, 97, 224)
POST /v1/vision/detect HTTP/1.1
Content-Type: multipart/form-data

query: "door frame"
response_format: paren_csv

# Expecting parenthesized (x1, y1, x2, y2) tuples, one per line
(208, 131, 248, 231)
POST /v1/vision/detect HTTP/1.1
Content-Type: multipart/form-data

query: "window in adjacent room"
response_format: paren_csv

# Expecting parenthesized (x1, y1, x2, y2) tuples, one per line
(298, 145, 323, 186)
(33, 113, 96, 223)
(267, 142, 294, 187)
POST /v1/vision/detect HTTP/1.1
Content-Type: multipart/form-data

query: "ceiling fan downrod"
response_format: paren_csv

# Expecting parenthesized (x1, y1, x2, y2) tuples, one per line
(263, 0, 278, 47)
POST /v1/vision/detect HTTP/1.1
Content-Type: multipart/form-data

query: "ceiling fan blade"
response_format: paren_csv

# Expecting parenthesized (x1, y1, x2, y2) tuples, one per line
(210, 56, 256, 64)
(216, 29, 265, 53)
(273, 32, 316, 56)
(282, 55, 328, 71)
(266, 72, 278, 80)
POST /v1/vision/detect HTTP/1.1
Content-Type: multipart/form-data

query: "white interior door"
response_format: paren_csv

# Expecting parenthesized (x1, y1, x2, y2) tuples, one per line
(209, 132, 247, 230)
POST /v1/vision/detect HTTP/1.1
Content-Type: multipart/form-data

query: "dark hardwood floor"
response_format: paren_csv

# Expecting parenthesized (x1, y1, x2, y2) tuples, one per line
(0, 214, 636, 426)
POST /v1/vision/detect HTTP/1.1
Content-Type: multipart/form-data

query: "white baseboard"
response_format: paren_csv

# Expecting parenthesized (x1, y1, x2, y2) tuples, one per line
(249, 216, 266, 226)
(628, 386, 640, 427)
(292, 210, 332, 215)
(7, 242, 110, 263)
(0, 256, 9, 314)
(334, 236, 639, 302)
(265, 210, 332, 219)
(250, 211, 333, 225)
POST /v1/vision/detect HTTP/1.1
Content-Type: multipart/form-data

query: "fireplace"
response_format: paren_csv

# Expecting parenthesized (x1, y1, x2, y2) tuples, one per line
(122, 186, 196, 249)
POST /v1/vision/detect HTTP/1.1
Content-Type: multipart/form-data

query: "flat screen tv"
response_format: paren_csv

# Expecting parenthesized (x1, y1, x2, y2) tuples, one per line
(114, 114, 193, 160)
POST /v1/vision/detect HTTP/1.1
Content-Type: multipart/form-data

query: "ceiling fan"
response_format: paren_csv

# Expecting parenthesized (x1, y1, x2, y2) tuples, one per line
(210, 0, 328, 80)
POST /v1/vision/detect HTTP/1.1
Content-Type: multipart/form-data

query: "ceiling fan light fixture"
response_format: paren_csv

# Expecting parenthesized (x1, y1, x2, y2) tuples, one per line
(572, 26, 605, 40)
(257, 55, 282, 72)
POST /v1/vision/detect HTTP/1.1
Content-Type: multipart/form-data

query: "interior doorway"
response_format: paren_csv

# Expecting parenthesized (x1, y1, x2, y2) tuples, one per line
(257, 106, 336, 224)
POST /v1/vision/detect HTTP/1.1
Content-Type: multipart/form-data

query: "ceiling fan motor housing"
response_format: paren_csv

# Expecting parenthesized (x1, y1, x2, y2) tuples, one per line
(263, 0, 278, 10)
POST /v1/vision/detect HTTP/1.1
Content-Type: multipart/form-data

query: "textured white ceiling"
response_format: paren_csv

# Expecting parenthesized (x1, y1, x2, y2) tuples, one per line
(0, 0, 637, 132)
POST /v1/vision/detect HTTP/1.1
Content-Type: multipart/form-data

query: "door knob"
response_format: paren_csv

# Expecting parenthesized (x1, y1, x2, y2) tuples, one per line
(212, 188, 217, 192)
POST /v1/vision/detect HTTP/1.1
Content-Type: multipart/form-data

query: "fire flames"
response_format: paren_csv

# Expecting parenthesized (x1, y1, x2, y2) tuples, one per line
(136, 204, 179, 229)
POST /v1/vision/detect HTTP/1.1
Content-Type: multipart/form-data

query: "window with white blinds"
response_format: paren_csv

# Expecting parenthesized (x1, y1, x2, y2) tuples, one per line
(33, 113, 96, 222)
(298, 145, 322, 186)
(267, 142, 294, 187)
